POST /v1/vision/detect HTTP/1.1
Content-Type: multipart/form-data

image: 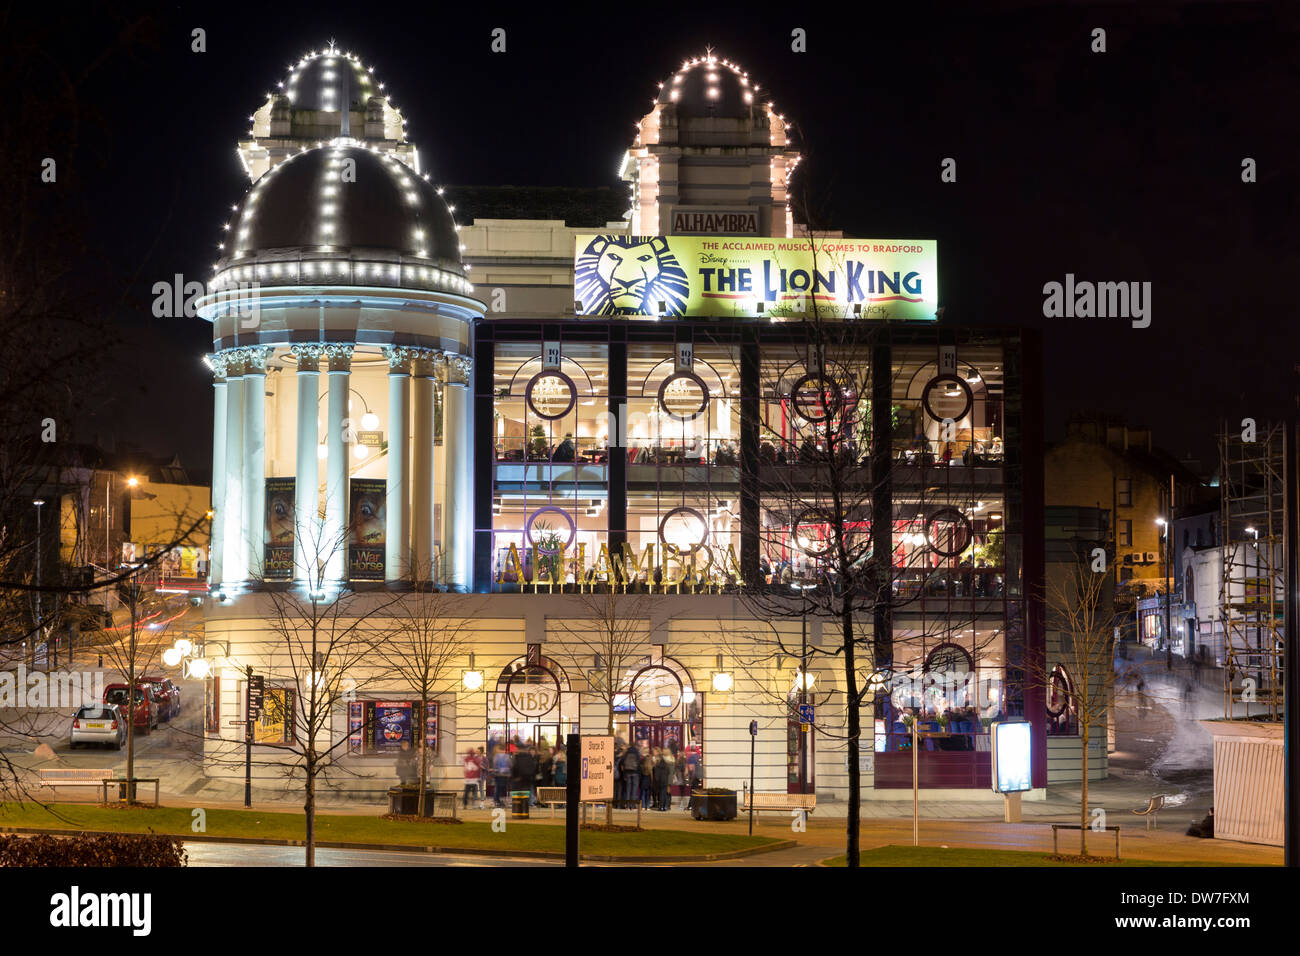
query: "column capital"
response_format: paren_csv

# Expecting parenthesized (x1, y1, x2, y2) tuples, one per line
(222, 345, 275, 375)
(323, 343, 355, 372)
(409, 347, 441, 378)
(382, 345, 413, 371)
(209, 353, 229, 381)
(290, 343, 326, 371)
(445, 354, 473, 385)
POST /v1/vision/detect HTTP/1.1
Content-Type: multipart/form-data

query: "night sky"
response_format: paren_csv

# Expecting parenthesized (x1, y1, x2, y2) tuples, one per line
(21, 0, 1299, 475)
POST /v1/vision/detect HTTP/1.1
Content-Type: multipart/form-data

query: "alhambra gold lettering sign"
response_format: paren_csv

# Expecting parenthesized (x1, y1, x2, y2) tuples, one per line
(495, 541, 745, 592)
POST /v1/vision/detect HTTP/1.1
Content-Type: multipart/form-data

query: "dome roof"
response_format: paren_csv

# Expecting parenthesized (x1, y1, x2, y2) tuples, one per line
(228, 144, 458, 261)
(279, 48, 381, 113)
(208, 143, 473, 298)
(657, 54, 758, 118)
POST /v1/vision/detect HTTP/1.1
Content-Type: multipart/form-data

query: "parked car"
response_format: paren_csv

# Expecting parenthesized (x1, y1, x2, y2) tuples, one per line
(70, 704, 127, 750)
(103, 682, 158, 734)
(140, 676, 180, 720)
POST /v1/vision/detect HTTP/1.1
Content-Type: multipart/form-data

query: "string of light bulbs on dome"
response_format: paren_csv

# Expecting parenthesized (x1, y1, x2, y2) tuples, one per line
(214, 46, 471, 300)
(631, 52, 800, 213)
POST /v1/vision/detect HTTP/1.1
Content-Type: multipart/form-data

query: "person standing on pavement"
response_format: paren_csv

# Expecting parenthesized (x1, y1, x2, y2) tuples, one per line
(620, 741, 641, 809)
(640, 746, 655, 809)
(553, 747, 567, 789)
(475, 746, 488, 805)
(492, 746, 513, 807)
(462, 748, 481, 809)
(513, 743, 539, 805)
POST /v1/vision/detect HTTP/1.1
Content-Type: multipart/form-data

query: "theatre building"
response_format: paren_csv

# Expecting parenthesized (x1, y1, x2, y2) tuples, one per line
(198, 46, 1048, 800)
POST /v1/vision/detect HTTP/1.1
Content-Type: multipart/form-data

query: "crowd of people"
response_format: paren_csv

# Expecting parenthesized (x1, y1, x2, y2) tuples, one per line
(456, 735, 703, 811)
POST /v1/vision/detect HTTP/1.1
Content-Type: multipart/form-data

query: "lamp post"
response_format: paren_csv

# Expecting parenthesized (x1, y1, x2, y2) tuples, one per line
(1157, 511, 1172, 672)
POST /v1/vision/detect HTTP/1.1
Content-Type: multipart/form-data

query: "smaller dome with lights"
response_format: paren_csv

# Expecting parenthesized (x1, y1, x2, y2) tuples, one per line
(280, 48, 378, 112)
(657, 53, 758, 118)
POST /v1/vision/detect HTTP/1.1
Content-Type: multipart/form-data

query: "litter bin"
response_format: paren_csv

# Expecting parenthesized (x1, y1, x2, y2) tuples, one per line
(115, 780, 138, 801)
(511, 790, 530, 819)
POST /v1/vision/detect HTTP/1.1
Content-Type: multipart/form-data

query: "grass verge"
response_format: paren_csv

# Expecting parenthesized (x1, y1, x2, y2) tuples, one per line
(0, 803, 777, 858)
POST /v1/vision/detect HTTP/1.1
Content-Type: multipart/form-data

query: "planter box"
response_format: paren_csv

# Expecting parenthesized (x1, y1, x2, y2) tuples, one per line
(689, 791, 737, 821)
(387, 787, 438, 817)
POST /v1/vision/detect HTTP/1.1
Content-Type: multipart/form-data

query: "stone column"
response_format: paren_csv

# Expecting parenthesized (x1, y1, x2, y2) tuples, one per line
(323, 344, 354, 583)
(291, 345, 324, 583)
(221, 352, 247, 582)
(209, 356, 228, 586)
(443, 355, 474, 591)
(243, 346, 273, 580)
(383, 346, 412, 583)
(410, 349, 438, 582)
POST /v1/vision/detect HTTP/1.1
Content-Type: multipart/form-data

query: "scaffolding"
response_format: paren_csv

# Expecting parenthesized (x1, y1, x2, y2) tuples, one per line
(1218, 422, 1285, 719)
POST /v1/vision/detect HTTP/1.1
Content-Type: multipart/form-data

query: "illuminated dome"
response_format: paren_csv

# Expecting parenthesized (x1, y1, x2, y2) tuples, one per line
(657, 53, 758, 118)
(280, 48, 379, 112)
(239, 44, 411, 181)
(209, 143, 470, 296)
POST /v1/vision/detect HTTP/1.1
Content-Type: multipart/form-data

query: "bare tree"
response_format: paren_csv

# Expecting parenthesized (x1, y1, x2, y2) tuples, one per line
(549, 590, 654, 824)
(370, 569, 475, 817)
(254, 525, 400, 866)
(1041, 554, 1115, 856)
(712, 224, 1004, 867)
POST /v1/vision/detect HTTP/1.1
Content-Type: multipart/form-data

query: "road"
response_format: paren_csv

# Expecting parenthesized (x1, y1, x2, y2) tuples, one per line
(181, 840, 825, 867)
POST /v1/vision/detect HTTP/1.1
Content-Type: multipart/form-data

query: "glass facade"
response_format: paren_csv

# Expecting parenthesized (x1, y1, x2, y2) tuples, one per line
(475, 320, 1043, 788)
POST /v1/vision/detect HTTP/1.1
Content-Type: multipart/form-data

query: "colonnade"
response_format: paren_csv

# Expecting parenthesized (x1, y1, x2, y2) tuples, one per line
(209, 343, 473, 590)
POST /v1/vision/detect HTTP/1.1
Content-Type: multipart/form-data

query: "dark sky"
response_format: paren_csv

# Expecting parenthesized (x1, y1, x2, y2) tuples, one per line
(24, 0, 1299, 475)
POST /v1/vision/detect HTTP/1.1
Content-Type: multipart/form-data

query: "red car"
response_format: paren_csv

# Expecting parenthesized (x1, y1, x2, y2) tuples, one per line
(103, 682, 158, 734)
(140, 676, 181, 720)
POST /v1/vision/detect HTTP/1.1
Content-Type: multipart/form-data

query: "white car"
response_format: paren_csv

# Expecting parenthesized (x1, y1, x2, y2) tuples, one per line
(70, 704, 127, 750)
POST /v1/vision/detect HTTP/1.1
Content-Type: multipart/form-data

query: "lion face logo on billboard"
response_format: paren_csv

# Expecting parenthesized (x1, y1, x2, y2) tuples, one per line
(575, 236, 689, 316)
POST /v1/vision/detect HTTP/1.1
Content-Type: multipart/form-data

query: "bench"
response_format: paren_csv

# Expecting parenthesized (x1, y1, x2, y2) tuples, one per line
(1132, 795, 1165, 830)
(36, 768, 115, 801)
(537, 786, 568, 817)
(740, 791, 817, 814)
(1052, 823, 1121, 859)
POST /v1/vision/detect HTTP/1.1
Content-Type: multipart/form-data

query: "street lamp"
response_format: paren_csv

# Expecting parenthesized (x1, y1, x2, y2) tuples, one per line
(33, 499, 45, 667)
(1164, 515, 1175, 671)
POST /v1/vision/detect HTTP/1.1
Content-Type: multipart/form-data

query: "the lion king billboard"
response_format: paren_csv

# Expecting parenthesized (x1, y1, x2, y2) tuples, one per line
(573, 235, 937, 321)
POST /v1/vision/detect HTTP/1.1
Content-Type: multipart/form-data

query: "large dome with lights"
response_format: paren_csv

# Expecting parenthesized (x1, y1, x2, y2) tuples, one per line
(210, 143, 470, 296)
(656, 53, 759, 118)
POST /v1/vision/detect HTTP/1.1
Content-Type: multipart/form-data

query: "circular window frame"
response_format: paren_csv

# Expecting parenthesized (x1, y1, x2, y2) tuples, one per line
(525, 370, 577, 421)
(925, 507, 974, 558)
(504, 664, 563, 719)
(793, 507, 834, 557)
(921, 375, 973, 424)
(630, 664, 685, 718)
(788, 372, 844, 424)
(658, 506, 709, 555)
(1046, 665, 1075, 717)
(525, 506, 576, 555)
(657, 371, 710, 422)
